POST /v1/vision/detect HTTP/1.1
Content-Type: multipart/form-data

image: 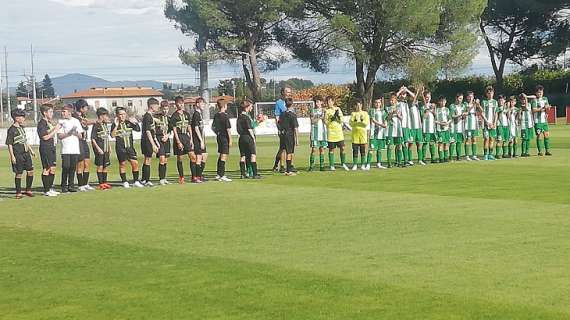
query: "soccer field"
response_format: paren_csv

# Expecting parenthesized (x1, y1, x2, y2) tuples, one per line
(1, 125, 570, 319)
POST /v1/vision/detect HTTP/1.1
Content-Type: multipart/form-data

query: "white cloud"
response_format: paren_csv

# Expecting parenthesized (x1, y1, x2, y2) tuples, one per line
(48, 0, 162, 15)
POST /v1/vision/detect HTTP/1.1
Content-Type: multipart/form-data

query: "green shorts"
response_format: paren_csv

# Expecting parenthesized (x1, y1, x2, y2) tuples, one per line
(496, 126, 510, 142)
(465, 130, 479, 138)
(311, 140, 328, 148)
(387, 137, 403, 145)
(437, 131, 451, 144)
(521, 128, 535, 141)
(402, 128, 412, 142)
(423, 133, 437, 143)
(534, 123, 549, 135)
(483, 128, 497, 139)
(369, 139, 386, 151)
(407, 128, 423, 143)
(454, 133, 465, 143)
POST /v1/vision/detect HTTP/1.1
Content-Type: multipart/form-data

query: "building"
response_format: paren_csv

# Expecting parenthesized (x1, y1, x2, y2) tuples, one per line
(16, 97, 60, 110)
(61, 87, 163, 115)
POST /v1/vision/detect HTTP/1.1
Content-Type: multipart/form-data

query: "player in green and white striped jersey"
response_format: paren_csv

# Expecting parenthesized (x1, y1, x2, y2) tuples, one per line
(507, 96, 519, 158)
(518, 93, 534, 157)
(308, 96, 328, 171)
(530, 85, 552, 156)
(481, 86, 499, 160)
(495, 95, 510, 159)
(464, 91, 481, 161)
(449, 92, 467, 161)
(386, 92, 404, 167)
(405, 87, 424, 165)
(367, 98, 388, 169)
(421, 90, 438, 163)
(435, 96, 451, 163)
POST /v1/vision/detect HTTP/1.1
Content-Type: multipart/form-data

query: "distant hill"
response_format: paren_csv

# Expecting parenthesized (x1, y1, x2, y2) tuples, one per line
(52, 73, 165, 96)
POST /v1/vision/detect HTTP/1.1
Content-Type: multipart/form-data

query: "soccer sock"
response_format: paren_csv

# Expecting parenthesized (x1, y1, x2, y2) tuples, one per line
(377, 150, 382, 164)
(25, 175, 33, 191)
(367, 152, 373, 165)
(508, 144, 512, 156)
(84, 172, 90, 185)
(239, 161, 246, 176)
(190, 161, 197, 179)
(422, 144, 428, 161)
(536, 138, 543, 153)
(417, 145, 422, 162)
(15, 177, 22, 194)
(544, 137, 550, 151)
(132, 171, 139, 182)
(216, 158, 223, 177)
(142, 164, 150, 182)
(513, 143, 517, 155)
(159, 164, 167, 180)
(408, 148, 413, 162)
(360, 150, 366, 166)
(319, 154, 325, 170)
(329, 152, 335, 167)
(120, 172, 127, 183)
(438, 150, 444, 161)
(464, 144, 469, 157)
(352, 150, 358, 165)
(176, 161, 184, 178)
(483, 147, 488, 156)
(49, 173, 55, 190)
(196, 163, 203, 178)
(495, 145, 500, 157)
(220, 159, 226, 177)
(309, 154, 315, 169)
(402, 146, 408, 162)
(200, 162, 206, 177)
(286, 159, 292, 173)
(386, 147, 392, 165)
(76, 173, 84, 187)
(430, 144, 436, 161)
(97, 172, 103, 184)
(340, 152, 346, 165)
(247, 164, 253, 177)
(502, 145, 508, 156)
(397, 149, 403, 165)
(443, 150, 449, 161)
(102, 172, 107, 183)
(449, 145, 455, 159)
(472, 143, 477, 157)
(41, 174, 49, 193)
(252, 162, 258, 176)
(273, 151, 281, 169)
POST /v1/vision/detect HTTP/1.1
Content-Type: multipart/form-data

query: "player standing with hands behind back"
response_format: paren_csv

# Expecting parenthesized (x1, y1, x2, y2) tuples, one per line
(279, 98, 299, 176)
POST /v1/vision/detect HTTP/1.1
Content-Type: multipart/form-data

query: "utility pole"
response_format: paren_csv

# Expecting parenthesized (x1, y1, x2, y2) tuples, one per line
(0, 52, 4, 127)
(4, 46, 10, 112)
(30, 44, 38, 123)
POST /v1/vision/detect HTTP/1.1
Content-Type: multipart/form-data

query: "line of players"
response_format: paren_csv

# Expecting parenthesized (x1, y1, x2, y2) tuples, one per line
(5, 96, 263, 198)
(307, 85, 553, 171)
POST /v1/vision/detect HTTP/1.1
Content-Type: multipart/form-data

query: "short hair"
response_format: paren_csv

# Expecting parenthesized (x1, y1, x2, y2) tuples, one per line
(498, 94, 506, 100)
(285, 97, 294, 108)
(195, 97, 205, 104)
(96, 107, 109, 117)
(160, 100, 170, 108)
(281, 86, 291, 95)
(216, 99, 227, 109)
(456, 92, 464, 98)
(389, 92, 397, 99)
(466, 91, 474, 96)
(536, 85, 544, 92)
(423, 89, 431, 96)
(63, 104, 75, 111)
(11, 108, 25, 119)
(240, 99, 253, 111)
(40, 104, 53, 115)
(325, 95, 334, 102)
(438, 95, 446, 101)
(115, 106, 127, 115)
(312, 95, 323, 103)
(147, 98, 159, 107)
(485, 86, 494, 93)
(509, 95, 517, 101)
(74, 99, 89, 111)
(174, 96, 184, 103)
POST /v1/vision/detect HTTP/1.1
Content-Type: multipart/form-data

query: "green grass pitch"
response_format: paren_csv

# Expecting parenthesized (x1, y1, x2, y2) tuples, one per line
(1, 125, 570, 319)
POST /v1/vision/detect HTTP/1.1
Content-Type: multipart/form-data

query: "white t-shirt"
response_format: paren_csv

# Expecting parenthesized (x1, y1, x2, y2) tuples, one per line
(58, 117, 84, 155)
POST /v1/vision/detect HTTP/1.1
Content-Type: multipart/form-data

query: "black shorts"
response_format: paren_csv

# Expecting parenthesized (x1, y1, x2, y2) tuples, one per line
(216, 135, 230, 154)
(78, 140, 91, 161)
(116, 147, 138, 163)
(278, 133, 286, 151)
(12, 152, 33, 174)
(193, 137, 207, 155)
(156, 137, 171, 158)
(141, 139, 154, 158)
(95, 152, 111, 167)
(239, 136, 256, 157)
(328, 141, 345, 149)
(284, 134, 295, 154)
(352, 143, 366, 154)
(174, 134, 193, 156)
(40, 146, 57, 169)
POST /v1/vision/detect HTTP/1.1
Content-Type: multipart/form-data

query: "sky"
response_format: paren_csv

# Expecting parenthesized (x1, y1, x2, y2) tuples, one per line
(0, 0, 513, 89)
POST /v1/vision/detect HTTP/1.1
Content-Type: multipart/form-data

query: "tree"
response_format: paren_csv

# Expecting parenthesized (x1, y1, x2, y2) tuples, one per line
(276, 0, 486, 105)
(41, 74, 55, 98)
(16, 81, 28, 98)
(480, 0, 570, 89)
(166, 0, 304, 102)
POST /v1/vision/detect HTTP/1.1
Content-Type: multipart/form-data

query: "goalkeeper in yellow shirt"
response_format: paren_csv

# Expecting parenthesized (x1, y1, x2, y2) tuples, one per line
(325, 96, 349, 171)
(349, 99, 370, 170)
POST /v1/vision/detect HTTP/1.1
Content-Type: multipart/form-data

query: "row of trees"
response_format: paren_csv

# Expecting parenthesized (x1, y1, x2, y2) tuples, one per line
(15, 74, 55, 98)
(164, 0, 569, 105)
